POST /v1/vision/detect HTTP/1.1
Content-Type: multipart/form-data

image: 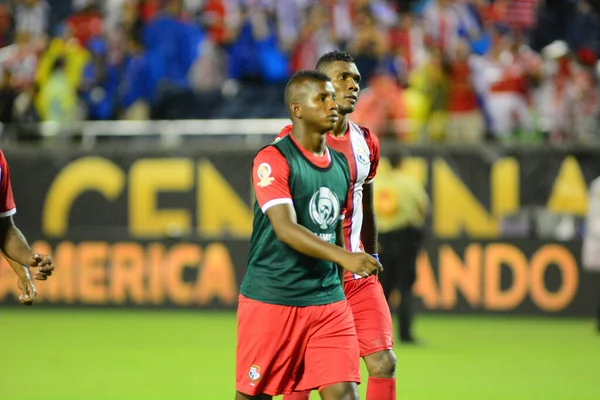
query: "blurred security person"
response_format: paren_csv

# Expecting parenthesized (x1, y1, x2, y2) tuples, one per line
(582, 175, 600, 333)
(375, 151, 429, 344)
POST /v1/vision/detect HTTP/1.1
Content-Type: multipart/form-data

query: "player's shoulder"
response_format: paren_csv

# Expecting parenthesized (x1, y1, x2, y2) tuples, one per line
(350, 121, 380, 152)
(0, 149, 7, 166)
(350, 121, 378, 142)
(254, 143, 285, 161)
(275, 124, 293, 140)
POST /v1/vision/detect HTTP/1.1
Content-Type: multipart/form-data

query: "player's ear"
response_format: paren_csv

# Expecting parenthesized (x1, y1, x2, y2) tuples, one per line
(291, 101, 302, 119)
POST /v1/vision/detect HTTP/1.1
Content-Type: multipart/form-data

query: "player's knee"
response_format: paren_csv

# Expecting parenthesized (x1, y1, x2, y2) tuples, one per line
(319, 382, 359, 400)
(364, 350, 397, 378)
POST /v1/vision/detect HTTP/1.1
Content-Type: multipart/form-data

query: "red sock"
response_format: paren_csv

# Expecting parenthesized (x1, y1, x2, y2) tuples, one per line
(366, 377, 396, 400)
(283, 391, 311, 400)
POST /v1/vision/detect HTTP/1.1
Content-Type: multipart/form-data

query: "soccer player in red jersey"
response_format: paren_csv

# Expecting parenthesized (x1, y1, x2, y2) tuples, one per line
(235, 70, 382, 400)
(0, 150, 54, 305)
(280, 51, 397, 400)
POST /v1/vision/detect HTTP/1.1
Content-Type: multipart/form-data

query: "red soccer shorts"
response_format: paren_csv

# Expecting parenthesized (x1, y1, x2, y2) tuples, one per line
(344, 275, 394, 357)
(236, 295, 361, 396)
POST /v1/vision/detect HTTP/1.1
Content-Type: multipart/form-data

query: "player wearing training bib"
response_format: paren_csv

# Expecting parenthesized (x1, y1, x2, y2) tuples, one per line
(235, 71, 382, 400)
(280, 51, 397, 400)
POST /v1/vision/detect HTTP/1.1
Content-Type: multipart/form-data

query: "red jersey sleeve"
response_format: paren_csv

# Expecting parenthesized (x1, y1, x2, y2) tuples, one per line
(275, 124, 293, 141)
(0, 150, 16, 217)
(363, 127, 380, 183)
(340, 198, 348, 221)
(252, 146, 292, 213)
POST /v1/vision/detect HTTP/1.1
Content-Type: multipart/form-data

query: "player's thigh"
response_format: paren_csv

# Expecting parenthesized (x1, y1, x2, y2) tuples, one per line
(295, 300, 361, 392)
(346, 276, 394, 357)
(319, 382, 359, 400)
(236, 296, 309, 396)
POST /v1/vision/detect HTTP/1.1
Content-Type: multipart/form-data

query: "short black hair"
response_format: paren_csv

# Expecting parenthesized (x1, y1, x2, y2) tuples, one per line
(316, 50, 356, 71)
(284, 70, 331, 108)
(288, 69, 331, 85)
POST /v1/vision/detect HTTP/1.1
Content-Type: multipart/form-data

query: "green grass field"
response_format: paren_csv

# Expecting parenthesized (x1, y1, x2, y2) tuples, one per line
(0, 309, 598, 400)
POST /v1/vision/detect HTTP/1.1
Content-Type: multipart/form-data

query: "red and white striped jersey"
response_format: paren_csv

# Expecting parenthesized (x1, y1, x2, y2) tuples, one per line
(277, 121, 380, 281)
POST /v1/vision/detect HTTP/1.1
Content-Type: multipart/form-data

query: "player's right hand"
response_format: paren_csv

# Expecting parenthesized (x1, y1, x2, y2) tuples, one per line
(339, 252, 383, 278)
(17, 276, 37, 306)
(28, 253, 54, 281)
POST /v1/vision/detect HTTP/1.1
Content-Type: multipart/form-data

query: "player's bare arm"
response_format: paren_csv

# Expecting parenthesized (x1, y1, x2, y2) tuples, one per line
(361, 181, 378, 254)
(266, 204, 381, 277)
(335, 219, 345, 286)
(0, 215, 55, 281)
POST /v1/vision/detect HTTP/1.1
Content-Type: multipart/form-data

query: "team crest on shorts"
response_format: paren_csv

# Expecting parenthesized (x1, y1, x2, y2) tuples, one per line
(356, 146, 370, 166)
(248, 365, 261, 382)
(256, 163, 274, 188)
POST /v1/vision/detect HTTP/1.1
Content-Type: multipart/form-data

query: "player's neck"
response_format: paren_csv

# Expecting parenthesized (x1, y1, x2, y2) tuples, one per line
(292, 126, 327, 156)
(331, 114, 350, 137)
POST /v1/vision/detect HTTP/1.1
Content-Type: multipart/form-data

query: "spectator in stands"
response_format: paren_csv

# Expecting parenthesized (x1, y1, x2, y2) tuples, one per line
(273, 0, 311, 52)
(14, 0, 49, 40)
(35, 23, 90, 90)
(227, 3, 288, 83)
(446, 38, 484, 144)
(138, 0, 160, 23)
(201, 0, 230, 46)
(566, 0, 599, 56)
(66, 1, 103, 48)
(119, 29, 152, 120)
(3, 32, 41, 92)
(103, 0, 127, 32)
(570, 48, 599, 143)
(408, 44, 449, 143)
(0, 0, 594, 141)
(483, 28, 534, 141)
(81, 30, 128, 120)
(422, 0, 468, 58)
(347, 7, 389, 86)
(36, 57, 80, 122)
(143, 0, 201, 90)
(290, 3, 335, 72)
(0, 3, 14, 48)
(325, 0, 353, 48)
(12, 78, 40, 133)
(0, 68, 17, 124)
(534, 40, 578, 143)
(352, 69, 407, 140)
(388, 13, 426, 83)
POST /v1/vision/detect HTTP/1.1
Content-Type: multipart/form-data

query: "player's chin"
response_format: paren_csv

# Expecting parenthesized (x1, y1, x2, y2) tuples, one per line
(320, 122, 336, 132)
(338, 103, 355, 114)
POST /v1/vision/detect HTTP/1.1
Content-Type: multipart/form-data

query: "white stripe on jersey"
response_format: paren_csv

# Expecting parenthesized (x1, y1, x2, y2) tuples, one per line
(347, 121, 371, 253)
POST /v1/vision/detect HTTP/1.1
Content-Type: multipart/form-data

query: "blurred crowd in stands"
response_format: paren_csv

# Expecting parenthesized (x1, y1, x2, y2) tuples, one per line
(0, 0, 598, 144)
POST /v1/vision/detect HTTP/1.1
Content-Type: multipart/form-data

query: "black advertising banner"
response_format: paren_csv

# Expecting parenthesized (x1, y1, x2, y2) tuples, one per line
(1, 146, 599, 316)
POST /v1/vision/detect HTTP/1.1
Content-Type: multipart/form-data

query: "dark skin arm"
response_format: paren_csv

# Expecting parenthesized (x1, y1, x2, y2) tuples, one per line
(0, 216, 55, 305)
(360, 182, 378, 255)
(266, 204, 382, 277)
(336, 219, 345, 287)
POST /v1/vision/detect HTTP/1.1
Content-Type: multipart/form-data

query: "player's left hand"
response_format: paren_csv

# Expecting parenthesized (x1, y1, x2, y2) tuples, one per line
(17, 276, 37, 306)
(28, 253, 54, 281)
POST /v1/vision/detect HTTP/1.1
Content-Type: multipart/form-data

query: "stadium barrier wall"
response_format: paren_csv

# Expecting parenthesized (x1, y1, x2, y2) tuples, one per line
(0, 145, 598, 316)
